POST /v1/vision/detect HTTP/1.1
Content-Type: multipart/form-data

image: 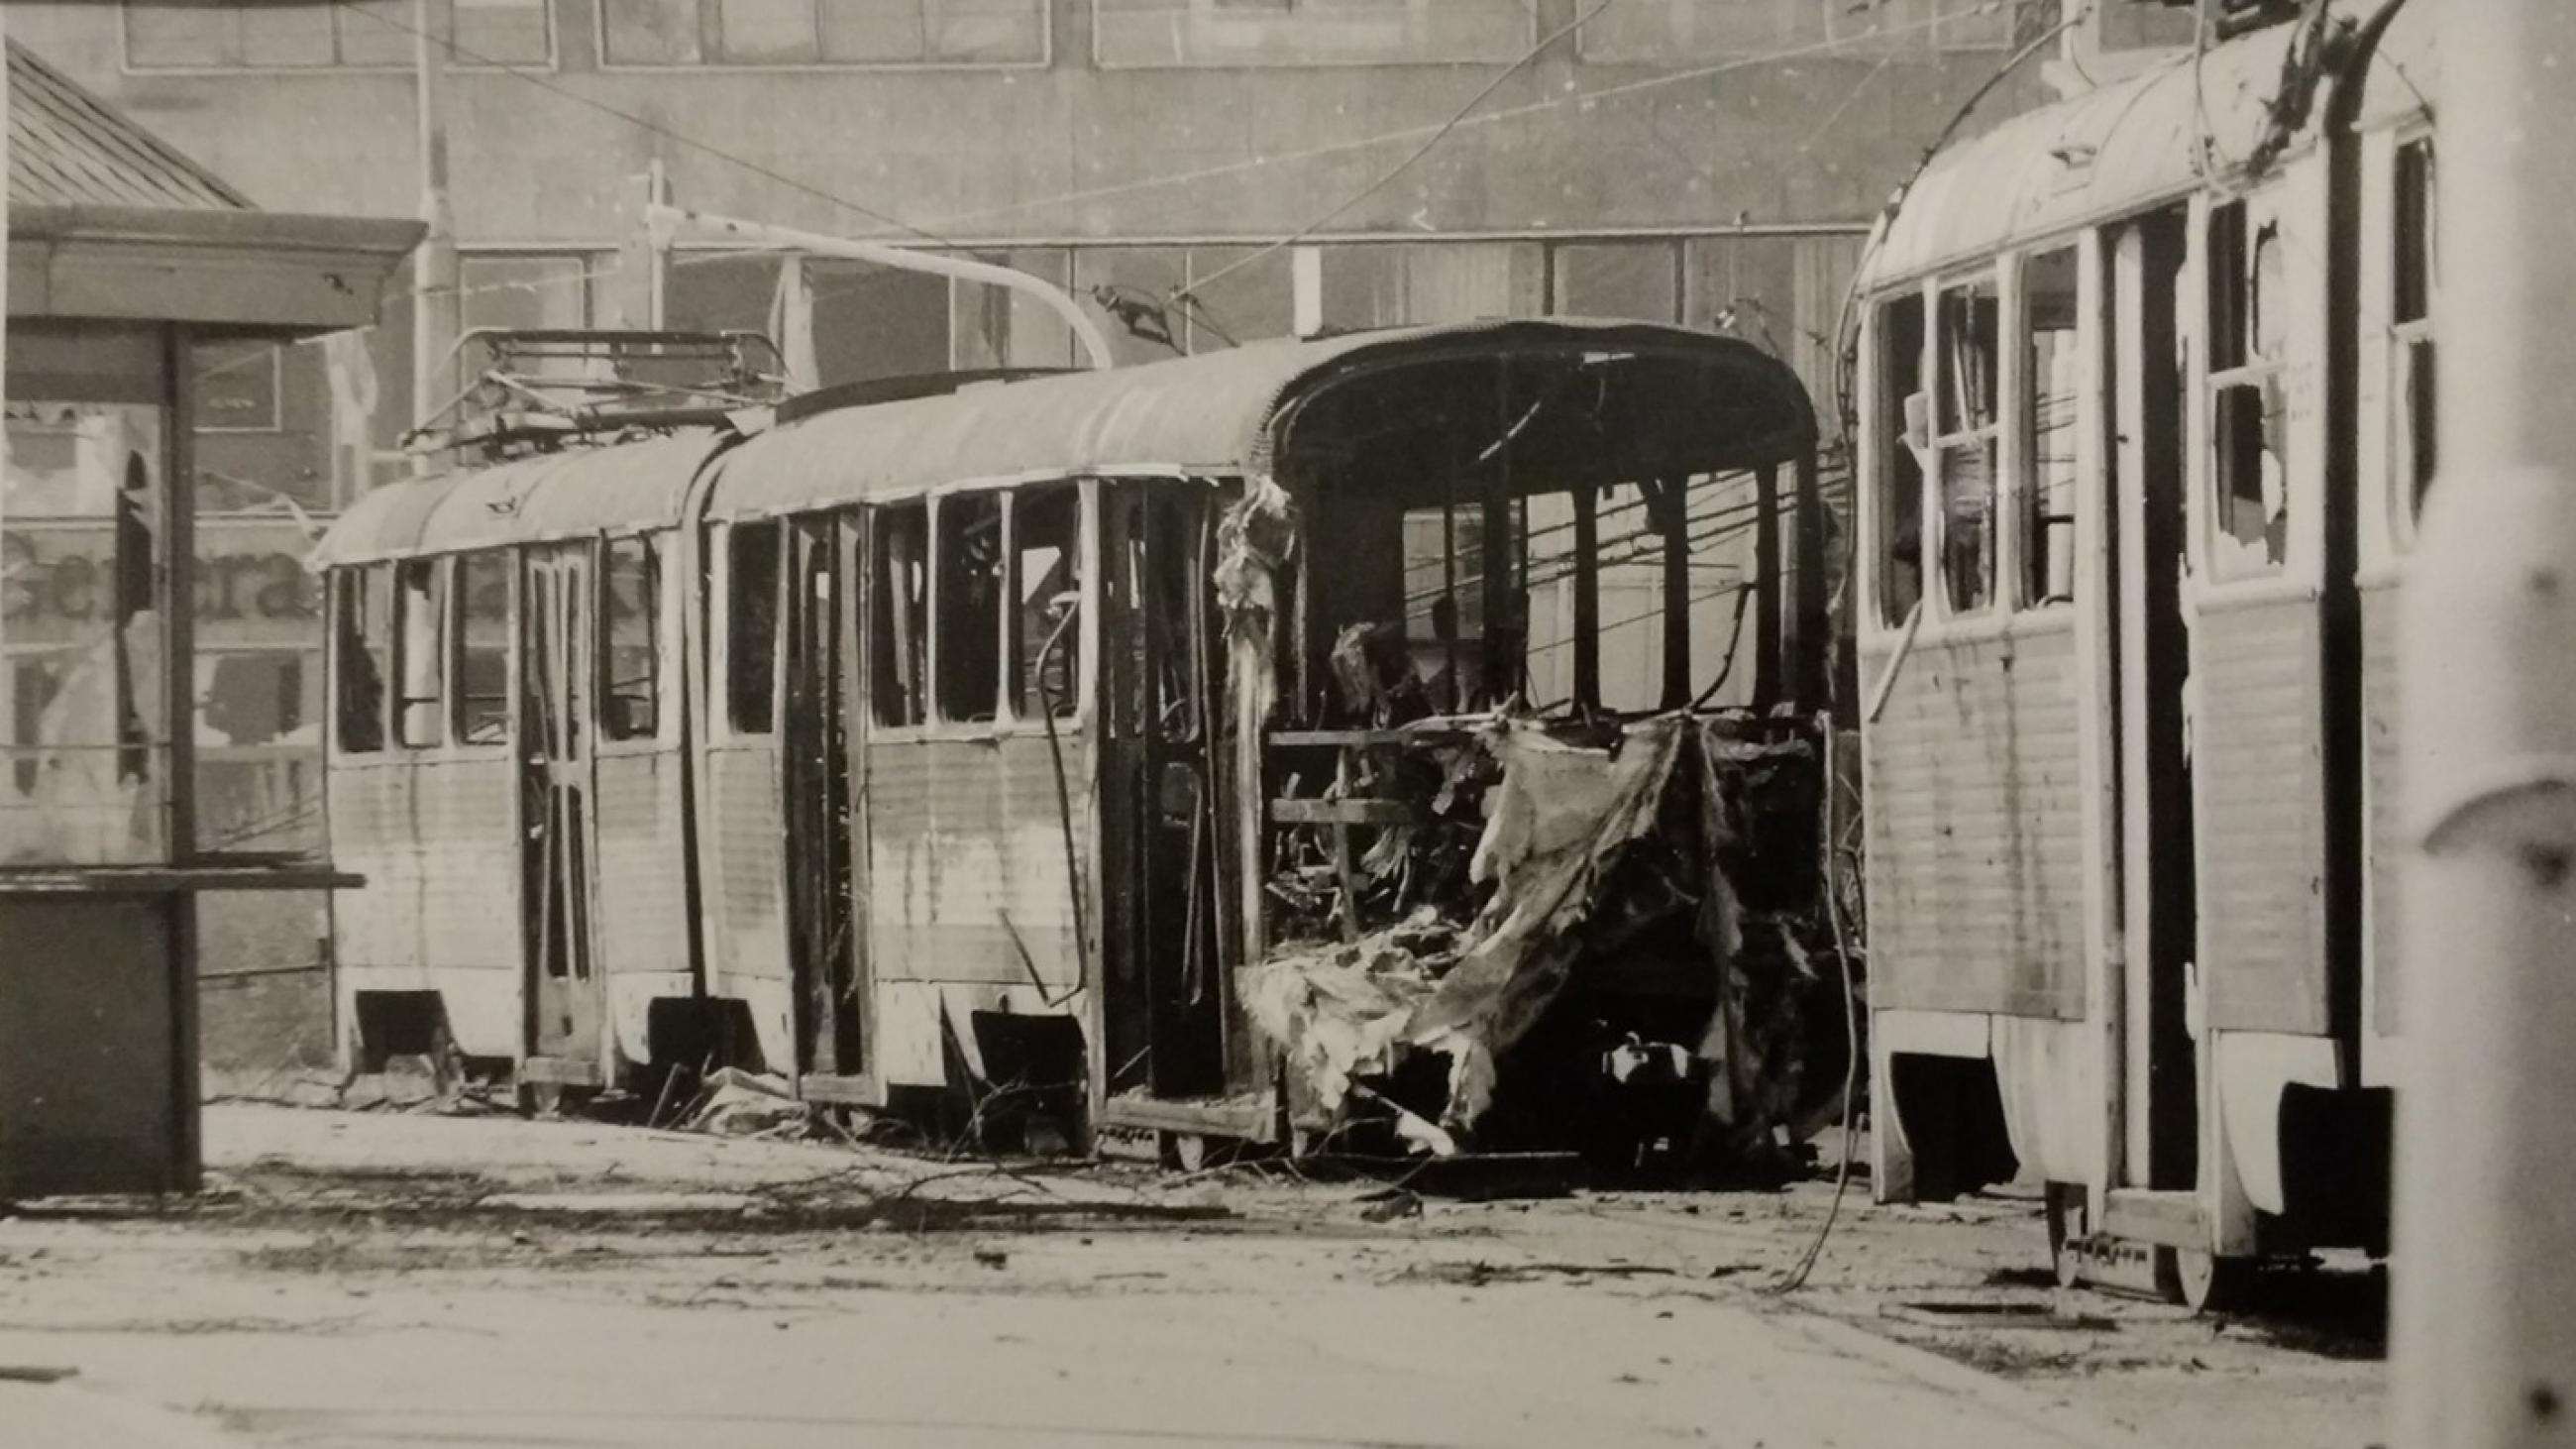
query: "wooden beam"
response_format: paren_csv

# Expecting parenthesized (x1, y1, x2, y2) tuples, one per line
(1754, 463, 1781, 714)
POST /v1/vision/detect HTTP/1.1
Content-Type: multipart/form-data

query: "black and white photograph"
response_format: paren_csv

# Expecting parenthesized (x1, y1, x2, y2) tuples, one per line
(0, 1, 2536, 1444)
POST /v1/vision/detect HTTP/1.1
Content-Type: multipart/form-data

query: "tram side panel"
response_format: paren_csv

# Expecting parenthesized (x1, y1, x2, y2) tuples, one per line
(327, 563, 524, 1069)
(862, 733, 1090, 1092)
(1863, 620, 2093, 1201)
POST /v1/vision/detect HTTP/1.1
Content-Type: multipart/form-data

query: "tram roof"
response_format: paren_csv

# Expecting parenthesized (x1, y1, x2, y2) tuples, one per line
(312, 428, 721, 567)
(315, 318, 1812, 567)
(701, 317, 1813, 519)
(1857, 0, 2435, 291)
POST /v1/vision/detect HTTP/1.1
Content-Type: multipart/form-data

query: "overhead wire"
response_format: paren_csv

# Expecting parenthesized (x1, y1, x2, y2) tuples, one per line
(1770, 1, 2088, 1299)
(1174, 0, 1621, 308)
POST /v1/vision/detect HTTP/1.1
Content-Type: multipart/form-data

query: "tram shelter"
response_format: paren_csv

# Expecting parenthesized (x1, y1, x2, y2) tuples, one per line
(0, 41, 419, 1197)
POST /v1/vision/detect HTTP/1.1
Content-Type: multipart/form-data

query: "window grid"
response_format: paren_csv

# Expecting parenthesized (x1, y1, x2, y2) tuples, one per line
(599, 0, 1050, 69)
(123, 0, 554, 72)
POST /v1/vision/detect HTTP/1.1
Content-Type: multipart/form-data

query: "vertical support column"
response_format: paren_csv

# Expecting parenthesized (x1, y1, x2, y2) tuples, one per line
(1754, 463, 1782, 714)
(163, 325, 196, 862)
(1482, 360, 1516, 705)
(2392, 2, 2576, 1444)
(410, 0, 460, 472)
(1572, 484, 1600, 710)
(1659, 478, 1691, 711)
(1792, 449, 1828, 713)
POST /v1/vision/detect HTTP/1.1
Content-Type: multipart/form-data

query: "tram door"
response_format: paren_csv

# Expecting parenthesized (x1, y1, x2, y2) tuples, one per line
(785, 515, 864, 1084)
(2110, 208, 2200, 1189)
(1102, 484, 1229, 1101)
(522, 543, 604, 1076)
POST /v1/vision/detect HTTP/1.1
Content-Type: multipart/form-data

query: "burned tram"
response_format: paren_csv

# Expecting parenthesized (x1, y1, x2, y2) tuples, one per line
(1853, 0, 2433, 1303)
(316, 317, 1840, 1170)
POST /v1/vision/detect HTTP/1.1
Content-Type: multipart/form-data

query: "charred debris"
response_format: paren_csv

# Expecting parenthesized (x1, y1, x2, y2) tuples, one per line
(1220, 338, 1857, 1186)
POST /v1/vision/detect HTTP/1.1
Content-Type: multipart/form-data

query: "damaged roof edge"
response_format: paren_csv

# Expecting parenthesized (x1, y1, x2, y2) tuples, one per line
(702, 317, 1817, 521)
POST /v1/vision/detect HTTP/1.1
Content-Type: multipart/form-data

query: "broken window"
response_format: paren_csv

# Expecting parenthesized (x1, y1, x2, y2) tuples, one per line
(1875, 293, 1926, 626)
(602, 535, 663, 742)
(336, 564, 389, 755)
(454, 551, 510, 744)
(1011, 486, 1083, 720)
(1935, 274, 2000, 613)
(2209, 199, 2291, 578)
(1111, 489, 1210, 739)
(1404, 502, 1489, 711)
(870, 502, 929, 727)
(393, 559, 446, 748)
(2024, 248, 2081, 607)
(726, 521, 782, 735)
(2393, 138, 2438, 532)
(934, 493, 1005, 724)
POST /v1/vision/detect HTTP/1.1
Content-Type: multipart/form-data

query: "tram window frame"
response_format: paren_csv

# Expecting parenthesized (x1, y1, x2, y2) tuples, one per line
(392, 558, 448, 750)
(1007, 484, 1084, 723)
(334, 564, 391, 756)
(933, 491, 1006, 726)
(2020, 246, 2082, 610)
(869, 501, 931, 729)
(1873, 291, 1928, 629)
(723, 520, 784, 737)
(2392, 136, 2438, 543)
(453, 549, 512, 746)
(1934, 270, 2001, 615)
(601, 533, 666, 743)
(2207, 196, 2293, 580)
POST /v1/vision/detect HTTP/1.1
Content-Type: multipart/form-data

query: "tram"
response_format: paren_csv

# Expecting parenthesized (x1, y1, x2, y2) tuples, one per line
(314, 317, 1827, 1157)
(1852, 0, 2435, 1304)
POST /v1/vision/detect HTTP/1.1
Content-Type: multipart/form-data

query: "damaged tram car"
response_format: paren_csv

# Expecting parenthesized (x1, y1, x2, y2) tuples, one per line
(316, 317, 1852, 1176)
(1854, 0, 2435, 1305)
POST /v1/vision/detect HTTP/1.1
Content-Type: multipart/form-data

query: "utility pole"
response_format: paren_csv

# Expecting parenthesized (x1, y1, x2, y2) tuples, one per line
(410, 0, 461, 474)
(2391, 2, 2576, 1444)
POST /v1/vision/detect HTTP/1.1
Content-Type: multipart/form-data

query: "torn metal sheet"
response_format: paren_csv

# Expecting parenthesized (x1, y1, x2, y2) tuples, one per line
(1244, 713, 1840, 1169)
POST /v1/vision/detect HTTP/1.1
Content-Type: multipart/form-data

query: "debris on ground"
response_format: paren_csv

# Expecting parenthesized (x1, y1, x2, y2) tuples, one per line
(679, 1068, 805, 1138)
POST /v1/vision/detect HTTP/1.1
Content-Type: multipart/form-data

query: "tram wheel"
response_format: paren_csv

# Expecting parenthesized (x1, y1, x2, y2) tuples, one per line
(2044, 1183, 2090, 1291)
(1158, 1131, 1212, 1173)
(2164, 1247, 2254, 1313)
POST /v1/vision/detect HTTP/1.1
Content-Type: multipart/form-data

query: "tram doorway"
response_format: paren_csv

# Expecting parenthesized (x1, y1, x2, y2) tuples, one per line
(522, 543, 606, 1082)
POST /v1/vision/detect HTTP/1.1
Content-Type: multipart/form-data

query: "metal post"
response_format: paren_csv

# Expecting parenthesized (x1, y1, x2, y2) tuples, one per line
(410, 0, 461, 474)
(2391, 3, 2576, 1444)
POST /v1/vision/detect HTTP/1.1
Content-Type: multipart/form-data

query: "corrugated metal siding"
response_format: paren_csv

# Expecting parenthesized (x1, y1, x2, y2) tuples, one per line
(865, 734, 1086, 989)
(593, 751, 694, 981)
(329, 759, 519, 977)
(2194, 596, 2330, 1035)
(2361, 582, 2404, 1036)
(1863, 623, 2088, 1019)
(704, 744, 789, 994)
(7, 42, 250, 212)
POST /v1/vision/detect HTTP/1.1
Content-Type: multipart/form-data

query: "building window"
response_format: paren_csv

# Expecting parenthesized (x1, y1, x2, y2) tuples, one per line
(2023, 247, 2081, 608)
(393, 559, 447, 747)
(870, 502, 930, 727)
(1575, 0, 2005, 62)
(725, 522, 782, 734)
(602, 0, 1047, 66)
(2393, 138, 2437, 533)
(1554, 243, 1680, 324)
(1011, 487, 1083, 720)
(335, 565, 390, 755)
(1875, 293, 1926, 627)
(454, 551, 510, 744)
(1935, 273, 2000, 614)
(934, 493, 1005, 723)
(1096, 0, 1533, 67)
(2208, 198, 2290, 578)
(602, 535, 664, 742)
(125, 0, 552, 70)
(192, 342, 282, 433)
